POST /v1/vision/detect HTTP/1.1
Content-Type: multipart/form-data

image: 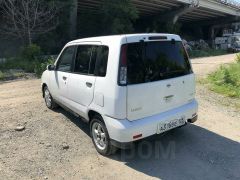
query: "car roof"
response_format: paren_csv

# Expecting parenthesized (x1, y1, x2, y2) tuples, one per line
(67, 33, 181, 45)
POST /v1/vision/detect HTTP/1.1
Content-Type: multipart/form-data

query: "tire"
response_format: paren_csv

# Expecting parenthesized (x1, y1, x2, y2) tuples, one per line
(43, 86, 58, 110)
(90, 116, 117, 155)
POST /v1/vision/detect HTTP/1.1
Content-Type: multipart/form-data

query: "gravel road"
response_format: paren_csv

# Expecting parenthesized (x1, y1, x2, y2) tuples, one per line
(0, 54, 239, 180)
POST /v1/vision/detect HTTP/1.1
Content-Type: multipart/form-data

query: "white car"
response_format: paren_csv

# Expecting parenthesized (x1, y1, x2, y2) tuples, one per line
(41, 34, 198, 155)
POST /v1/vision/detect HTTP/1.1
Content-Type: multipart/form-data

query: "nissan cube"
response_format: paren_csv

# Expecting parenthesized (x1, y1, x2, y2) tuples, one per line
(41, 34, 198, 155)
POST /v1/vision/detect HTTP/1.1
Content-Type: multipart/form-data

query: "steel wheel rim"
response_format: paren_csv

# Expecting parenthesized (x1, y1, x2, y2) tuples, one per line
(92, 122, 107, 150)
(44, 89, 52, 107)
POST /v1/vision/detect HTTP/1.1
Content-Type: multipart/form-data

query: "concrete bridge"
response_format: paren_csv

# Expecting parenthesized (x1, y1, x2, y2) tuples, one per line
(76, 0, 240, 22)
(70, 0, 240, 39)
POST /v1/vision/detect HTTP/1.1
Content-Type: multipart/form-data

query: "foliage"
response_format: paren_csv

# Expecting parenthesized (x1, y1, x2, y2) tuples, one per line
(0, 57, 35, 72)
(235, 53, 240, 63)
(0, 70, 25, 81)
(34, 57, 55, 77)
(0, 56, 54, 78)
(188, 49, 228, 58)
(0, 44, 42, 72)
(77, 12, 102, 38)
(0, 44, 54, 77)
(78, 0, 139, 37)
(36, 0, 73, 54)
(207, 63, 240, 98)
(0, 71, 4, 80)
(20, 44, 42, 61)
(101, 0, 139, 34)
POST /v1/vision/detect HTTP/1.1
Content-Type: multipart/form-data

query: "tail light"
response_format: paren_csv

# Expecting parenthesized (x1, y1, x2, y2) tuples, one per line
(118, 44, 128, 86)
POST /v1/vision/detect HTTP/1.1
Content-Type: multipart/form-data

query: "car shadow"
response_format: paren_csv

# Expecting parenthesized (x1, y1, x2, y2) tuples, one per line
(54, 107, 240, 180)
(53, 107, 90, 136)
(111, 125, 240, 180)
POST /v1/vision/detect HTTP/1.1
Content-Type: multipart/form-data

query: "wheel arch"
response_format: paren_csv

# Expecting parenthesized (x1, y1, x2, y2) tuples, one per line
(88, 110, 105, 124)
(42, 83, 47, 98)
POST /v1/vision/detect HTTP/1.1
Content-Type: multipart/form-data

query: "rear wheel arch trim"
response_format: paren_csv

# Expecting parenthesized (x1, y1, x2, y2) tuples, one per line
(88, 110, 105, 124)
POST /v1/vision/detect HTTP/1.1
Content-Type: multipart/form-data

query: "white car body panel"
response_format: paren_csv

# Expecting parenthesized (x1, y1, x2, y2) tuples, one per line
(48, 71, 70, 104)
(104, 100, 198, 143)
(127, 74, 196, 121)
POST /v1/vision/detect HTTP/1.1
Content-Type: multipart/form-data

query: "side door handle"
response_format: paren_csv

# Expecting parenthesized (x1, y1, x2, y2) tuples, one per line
(164, 95, 174, 100)
(86, 82, 92, 88)
(62, 76, 67, 81)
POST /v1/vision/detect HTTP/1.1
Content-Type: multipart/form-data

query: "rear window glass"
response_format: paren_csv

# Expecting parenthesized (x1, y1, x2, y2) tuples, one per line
(127, 41, 192, 85)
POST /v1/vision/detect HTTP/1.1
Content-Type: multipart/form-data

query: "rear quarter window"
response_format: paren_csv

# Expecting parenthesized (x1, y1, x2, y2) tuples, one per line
(95, 46, 109, 77)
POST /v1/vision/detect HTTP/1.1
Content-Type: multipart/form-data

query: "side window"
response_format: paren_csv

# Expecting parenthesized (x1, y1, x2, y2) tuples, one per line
(74, 45, 96, 74)
(73, 45, 109, 76)
(57, 46, 75, 72)
(89, 46, 98, 74)
(95, 46, 109, 77)
(56, 46, 75, 72)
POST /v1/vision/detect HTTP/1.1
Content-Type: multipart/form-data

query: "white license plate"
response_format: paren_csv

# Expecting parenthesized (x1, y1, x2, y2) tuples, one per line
(157, 117, 186, 134)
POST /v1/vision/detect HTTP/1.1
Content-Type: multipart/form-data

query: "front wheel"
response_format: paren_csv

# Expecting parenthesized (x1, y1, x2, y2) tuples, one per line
(43, 86, 57, 110)
(90, 117, 117, 155)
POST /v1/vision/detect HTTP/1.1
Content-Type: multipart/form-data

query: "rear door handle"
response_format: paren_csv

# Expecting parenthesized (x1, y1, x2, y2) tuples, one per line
(86, 82, 92, 88)
(62, 76, 67, 81)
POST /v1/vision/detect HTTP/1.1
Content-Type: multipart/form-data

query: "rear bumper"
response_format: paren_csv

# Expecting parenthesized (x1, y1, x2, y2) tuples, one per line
(103, 100, 198, 144)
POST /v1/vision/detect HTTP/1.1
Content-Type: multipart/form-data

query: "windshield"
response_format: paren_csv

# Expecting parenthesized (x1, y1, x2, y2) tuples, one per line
(126, 41, 192, 85)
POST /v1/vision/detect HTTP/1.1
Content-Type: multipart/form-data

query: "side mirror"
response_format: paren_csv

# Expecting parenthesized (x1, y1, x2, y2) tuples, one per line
(47, 64, 55, 71)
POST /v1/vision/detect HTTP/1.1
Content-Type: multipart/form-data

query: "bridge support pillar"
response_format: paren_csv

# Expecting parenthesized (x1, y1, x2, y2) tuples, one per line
(209, 26, 215, 48)
(158, 0, 199, 24)
(172, 4, 198, 24)
(69, 0, 78, 39)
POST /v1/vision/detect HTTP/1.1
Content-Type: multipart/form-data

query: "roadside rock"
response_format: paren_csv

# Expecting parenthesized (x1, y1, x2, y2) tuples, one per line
(14, 125, 25, 131)
(46, 143, 52, 148)
(62, 144, 69, 150)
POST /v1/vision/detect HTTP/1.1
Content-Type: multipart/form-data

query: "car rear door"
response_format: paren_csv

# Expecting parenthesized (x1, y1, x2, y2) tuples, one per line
(66, 43, 101, 117)
(124, 36, 195, 121)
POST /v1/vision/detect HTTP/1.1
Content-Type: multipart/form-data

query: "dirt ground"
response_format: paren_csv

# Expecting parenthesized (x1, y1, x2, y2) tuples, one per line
(191, 53, 237, 78)
(0, 54, 240, 180)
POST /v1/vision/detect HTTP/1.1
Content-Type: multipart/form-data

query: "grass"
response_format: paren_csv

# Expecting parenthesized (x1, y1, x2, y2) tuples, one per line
(0, 58, 36, 73)
(0, 57, 55, 80)
(189, 49, 229, 59)
(0, 70, 25, 81)
(0, 44, 55, 80)
(206, 62, 240, 98)
(0, 71, 4, 80)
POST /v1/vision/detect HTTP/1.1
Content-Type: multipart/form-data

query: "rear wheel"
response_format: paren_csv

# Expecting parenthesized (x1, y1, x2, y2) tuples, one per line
(44, 86, 57, 110)
(90, 116, 117, 155)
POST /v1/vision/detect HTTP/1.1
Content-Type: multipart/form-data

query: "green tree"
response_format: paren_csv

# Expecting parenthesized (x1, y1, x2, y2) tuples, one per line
(36, 0, 73, 54)
(101, 0, 139, 35)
